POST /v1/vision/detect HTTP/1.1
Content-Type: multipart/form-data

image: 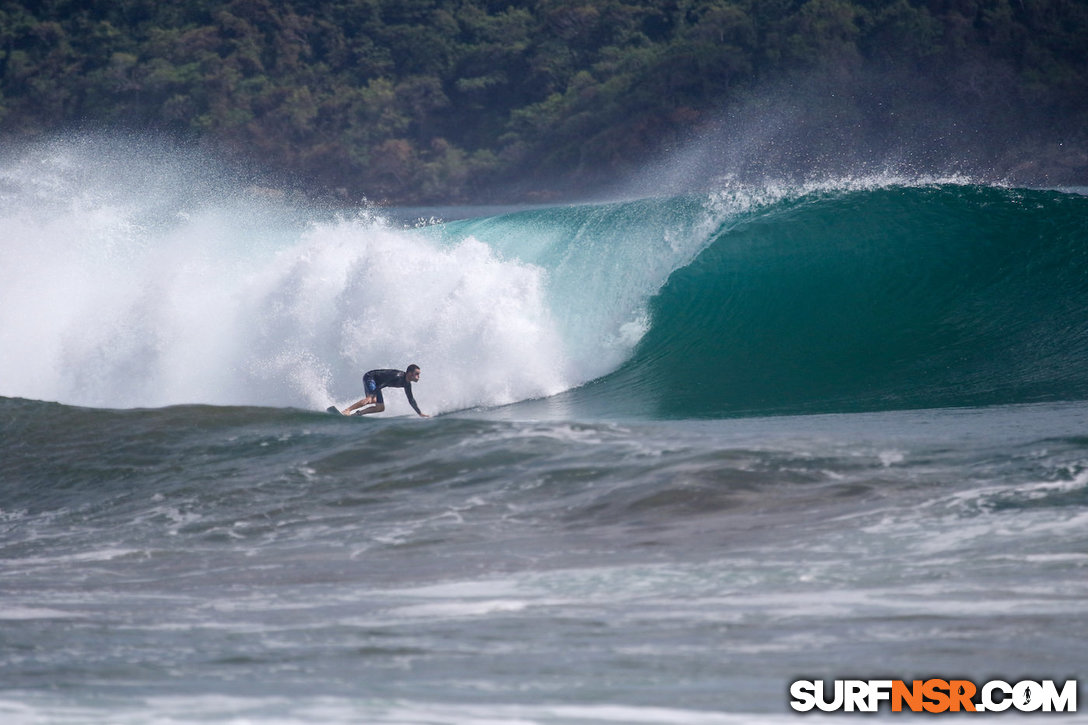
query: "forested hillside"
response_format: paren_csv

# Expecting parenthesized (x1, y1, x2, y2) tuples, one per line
(2, 0, 1086, 202)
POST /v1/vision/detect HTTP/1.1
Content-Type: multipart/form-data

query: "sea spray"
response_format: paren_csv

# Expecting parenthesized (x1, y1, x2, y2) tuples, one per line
(0, 140, 571, 411)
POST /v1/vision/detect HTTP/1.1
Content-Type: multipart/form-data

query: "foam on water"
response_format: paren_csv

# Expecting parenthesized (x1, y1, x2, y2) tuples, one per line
(0, 140, 573, 412)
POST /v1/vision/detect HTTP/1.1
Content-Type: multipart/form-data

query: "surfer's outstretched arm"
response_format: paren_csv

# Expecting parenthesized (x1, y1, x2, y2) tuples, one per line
(403, 383, 428, 417)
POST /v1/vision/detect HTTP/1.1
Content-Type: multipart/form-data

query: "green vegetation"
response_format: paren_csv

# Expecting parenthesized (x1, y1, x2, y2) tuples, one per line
(2, 1, 1086, 202)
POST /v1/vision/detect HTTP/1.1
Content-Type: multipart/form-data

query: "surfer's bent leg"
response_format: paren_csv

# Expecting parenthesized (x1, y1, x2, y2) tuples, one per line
(342, 376, 384, 414)
(351, 401, 385, 415)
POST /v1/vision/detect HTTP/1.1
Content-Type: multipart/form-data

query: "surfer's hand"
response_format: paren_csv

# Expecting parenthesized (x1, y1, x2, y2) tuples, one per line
(419, 413, 430, 418)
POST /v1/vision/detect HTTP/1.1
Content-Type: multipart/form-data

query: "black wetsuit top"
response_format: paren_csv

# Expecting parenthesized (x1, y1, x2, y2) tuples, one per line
(363, 369, 421, 415)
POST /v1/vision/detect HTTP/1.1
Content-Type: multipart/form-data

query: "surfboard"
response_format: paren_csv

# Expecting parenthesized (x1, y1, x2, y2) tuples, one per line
(327, 405, 379, 418)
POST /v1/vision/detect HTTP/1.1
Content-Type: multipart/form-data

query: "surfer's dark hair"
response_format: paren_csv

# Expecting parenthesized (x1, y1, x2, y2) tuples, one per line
(407, 364, 420, 374)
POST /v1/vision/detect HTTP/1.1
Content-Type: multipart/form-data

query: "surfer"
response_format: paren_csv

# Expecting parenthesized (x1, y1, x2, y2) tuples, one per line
(340, 365, 429, 417)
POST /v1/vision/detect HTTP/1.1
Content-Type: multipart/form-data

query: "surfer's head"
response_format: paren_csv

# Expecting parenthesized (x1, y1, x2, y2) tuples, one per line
(406, 364, 421, 382)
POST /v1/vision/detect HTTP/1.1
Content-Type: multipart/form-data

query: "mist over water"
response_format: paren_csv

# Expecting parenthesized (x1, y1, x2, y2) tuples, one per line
(616, 64, 1088, 201)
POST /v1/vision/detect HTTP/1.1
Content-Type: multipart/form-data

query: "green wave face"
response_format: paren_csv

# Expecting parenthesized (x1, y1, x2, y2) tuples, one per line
(587, 185, 1088, 417)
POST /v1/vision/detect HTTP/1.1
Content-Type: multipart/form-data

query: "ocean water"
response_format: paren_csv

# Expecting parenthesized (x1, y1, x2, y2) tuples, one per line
(2, 139, 1087, 723)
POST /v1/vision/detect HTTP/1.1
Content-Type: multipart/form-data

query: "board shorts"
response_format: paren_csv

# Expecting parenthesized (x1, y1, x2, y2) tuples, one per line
(363, 373, 384, 404)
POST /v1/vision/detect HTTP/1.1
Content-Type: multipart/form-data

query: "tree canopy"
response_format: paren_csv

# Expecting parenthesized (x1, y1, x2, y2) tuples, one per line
(2, 0, 1086, 202)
